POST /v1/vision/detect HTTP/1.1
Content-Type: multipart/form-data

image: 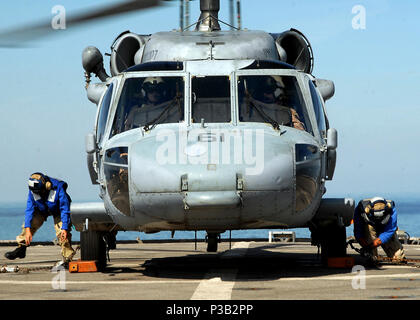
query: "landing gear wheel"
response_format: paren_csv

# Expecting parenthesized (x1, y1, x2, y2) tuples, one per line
(311, 223, 347, 264)
(80, 230, 107, 271)
(206, 233, 219, 252)
(319, 224, 347, 262)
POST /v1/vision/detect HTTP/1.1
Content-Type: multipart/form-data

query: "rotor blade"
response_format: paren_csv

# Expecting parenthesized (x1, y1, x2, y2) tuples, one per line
(0, 0, 163, 47)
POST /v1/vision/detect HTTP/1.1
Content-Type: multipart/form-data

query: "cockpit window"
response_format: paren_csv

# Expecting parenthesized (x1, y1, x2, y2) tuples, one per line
(110, 76, 184, 137)
(192, 76, 231, 123)
(96, 83, 114, 146)
(308, 80, 327, 138)
(238, 75, 313, 134)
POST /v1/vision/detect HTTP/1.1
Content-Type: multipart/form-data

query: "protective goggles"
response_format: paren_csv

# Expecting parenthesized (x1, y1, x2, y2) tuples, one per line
(143, 82, 165, 92)
(28, 179, 44, 193)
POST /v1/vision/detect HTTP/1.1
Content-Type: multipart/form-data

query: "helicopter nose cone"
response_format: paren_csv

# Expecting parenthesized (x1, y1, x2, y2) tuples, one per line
(126, 128, 304, 229)
(243, 139, 294, 191)
(128, 129, 295, 194)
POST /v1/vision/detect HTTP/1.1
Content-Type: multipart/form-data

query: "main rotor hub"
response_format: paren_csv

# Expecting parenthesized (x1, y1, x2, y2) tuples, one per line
(195, 0, 221, 32)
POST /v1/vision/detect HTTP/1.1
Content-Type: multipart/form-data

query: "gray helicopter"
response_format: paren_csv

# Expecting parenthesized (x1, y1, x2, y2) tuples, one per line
(2, 0, 355, 269)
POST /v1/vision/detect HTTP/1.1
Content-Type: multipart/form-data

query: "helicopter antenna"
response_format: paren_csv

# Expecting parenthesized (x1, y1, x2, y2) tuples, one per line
(236, 0, 241, 30)
(229, 0, 234, 30)
(185, 0, 191, 30)
(180, 0, 184, 30)
(180, 0, 194, 31)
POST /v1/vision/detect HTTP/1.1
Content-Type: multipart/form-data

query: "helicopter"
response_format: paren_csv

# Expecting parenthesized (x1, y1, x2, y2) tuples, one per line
(1, 0, 355, 270)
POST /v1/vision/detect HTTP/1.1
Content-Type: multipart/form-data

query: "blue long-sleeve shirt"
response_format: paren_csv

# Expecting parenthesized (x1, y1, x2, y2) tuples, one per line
(24, 177, 71, 230)
(354, 205, 398, 244)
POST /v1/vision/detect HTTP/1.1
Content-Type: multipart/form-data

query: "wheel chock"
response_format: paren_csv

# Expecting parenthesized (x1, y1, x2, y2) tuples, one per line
(327, 257, 355, 268)
(69, 260, 98, 273)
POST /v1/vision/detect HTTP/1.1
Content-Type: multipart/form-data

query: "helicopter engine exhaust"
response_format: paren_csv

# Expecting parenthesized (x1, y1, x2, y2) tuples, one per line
(274, 29, 314, 74)
(110, 32, 148, 76)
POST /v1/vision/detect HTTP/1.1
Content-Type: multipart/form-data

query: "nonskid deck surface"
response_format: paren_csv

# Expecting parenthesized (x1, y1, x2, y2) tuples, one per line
(0, 241, 420, 300)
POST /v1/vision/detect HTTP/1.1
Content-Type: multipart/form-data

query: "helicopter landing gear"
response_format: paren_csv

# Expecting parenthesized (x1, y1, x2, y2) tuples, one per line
(310, 222, 347, 263)
(206, 232, 221, 252)
(80, 230, 108, 271)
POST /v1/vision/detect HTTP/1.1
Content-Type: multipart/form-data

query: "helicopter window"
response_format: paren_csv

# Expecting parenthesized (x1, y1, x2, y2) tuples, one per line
(238, 75, 313, 134)
(96, 83, 114, 146)
(191, 76, 231, 123)
(104, 164, 130, 216)
(308, 80, 327, 138)
(110, 76, 184, 137)
(295, 144, 321, 213)
(103, 146, 129, 216)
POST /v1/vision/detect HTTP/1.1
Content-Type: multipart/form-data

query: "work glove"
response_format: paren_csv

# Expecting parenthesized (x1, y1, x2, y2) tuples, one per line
(372, 238, 382, 248)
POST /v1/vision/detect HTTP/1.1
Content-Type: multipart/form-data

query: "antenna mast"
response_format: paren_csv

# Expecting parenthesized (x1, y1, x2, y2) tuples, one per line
(237, 0, 241, 30)
(229, 0, 234, 30)
(180, 0, 184, 30)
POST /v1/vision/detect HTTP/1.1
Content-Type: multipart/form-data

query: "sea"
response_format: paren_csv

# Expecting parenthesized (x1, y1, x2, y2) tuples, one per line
(0, 200, 419, 243)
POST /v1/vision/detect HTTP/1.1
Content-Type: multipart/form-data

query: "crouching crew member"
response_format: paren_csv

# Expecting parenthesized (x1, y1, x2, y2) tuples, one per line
(353, 197, 405, 260)
(5, 172, 76, 266)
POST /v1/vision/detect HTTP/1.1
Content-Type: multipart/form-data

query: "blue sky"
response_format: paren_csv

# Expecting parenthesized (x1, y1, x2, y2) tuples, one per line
(0, 0, 419, 203)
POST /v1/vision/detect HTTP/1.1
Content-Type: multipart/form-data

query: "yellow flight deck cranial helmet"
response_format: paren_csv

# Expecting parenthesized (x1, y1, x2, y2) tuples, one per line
(28, 172, 51, 194)
(362, 196, 394, 225)
(142, 77, 165, 92)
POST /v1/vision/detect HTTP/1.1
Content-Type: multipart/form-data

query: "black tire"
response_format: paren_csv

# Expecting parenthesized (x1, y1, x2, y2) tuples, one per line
(206, 233, 219, 252)
(80, 230, 107, 271)
(320, 224, 347, 261)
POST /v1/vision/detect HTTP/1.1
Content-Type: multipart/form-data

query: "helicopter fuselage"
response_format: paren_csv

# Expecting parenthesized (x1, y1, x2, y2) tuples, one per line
(89, 56, 330, 234)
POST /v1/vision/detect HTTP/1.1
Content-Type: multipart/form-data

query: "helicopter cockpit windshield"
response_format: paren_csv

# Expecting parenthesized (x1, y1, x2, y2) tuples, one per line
(191, 76, 231, 123)
(238, 75, 312, 133)
(110, 76, 185, 137)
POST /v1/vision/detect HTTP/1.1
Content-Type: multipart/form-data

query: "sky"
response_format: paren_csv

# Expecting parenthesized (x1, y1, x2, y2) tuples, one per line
(0, 0, 419, 204)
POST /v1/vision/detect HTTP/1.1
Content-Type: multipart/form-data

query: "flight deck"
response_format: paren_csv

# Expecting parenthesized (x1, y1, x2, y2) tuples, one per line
(1, 239, 420, 300)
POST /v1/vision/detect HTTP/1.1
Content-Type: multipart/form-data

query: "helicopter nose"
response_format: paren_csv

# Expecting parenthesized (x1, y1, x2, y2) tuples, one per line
(128, 129, 294, 194)
(126, 129, 300, 228)
(242, 138, 294, 191)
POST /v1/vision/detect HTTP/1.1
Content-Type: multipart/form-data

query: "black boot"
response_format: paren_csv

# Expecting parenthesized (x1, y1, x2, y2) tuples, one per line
(4, 246, 26, 260)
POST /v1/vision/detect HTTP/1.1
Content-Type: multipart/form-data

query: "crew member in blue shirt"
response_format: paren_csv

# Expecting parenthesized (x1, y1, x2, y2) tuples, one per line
(353, 196, 405, 260)
(4, 172, 76, 266)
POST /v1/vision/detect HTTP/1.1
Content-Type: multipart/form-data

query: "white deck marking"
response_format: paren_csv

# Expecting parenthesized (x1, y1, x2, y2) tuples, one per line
(1, 272, 420, 286)
(274, 272, 420, 282)
(0, 280, 202, 285)
(190, 242, 250, 300)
